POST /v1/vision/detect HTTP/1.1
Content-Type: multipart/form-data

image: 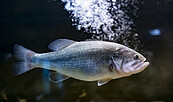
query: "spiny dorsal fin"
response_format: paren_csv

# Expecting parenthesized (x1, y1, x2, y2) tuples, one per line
(48, 71, 70, 83)
(48, 39, 75, 51)
(97, 78, 111, 86)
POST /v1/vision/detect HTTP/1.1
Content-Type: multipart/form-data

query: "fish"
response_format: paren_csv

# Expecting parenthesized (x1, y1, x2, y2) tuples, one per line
(12, 39, 149, 86)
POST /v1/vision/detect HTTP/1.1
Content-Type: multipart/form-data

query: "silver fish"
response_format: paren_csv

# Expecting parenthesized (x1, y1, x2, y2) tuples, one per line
(13, 39, 149, 86)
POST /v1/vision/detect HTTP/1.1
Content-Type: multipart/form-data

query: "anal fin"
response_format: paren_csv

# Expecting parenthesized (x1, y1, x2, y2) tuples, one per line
(48, 72, 70, 83)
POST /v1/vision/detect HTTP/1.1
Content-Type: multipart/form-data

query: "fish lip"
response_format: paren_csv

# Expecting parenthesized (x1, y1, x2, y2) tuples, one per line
(135, 61, 150, 71)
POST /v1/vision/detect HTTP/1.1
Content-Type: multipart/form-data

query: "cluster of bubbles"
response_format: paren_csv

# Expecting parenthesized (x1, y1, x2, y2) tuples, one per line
(61, 0, 140, 50)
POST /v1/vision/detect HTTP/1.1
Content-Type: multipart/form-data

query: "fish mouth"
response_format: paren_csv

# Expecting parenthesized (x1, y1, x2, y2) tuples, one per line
(135, 60, 150, 72)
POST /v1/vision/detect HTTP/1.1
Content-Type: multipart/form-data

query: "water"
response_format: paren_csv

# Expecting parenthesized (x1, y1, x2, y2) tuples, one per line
(0, 0, 173, 102)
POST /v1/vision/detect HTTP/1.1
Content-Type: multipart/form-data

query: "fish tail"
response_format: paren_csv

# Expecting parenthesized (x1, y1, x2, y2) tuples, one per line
(13, 44, 36, 76)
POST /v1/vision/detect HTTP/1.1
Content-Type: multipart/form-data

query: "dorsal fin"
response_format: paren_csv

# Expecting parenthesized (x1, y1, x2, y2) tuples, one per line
(48, 39, 75, 51)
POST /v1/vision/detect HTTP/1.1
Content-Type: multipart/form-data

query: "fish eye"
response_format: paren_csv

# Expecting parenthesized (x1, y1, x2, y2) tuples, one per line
(134, 54, 139, 60)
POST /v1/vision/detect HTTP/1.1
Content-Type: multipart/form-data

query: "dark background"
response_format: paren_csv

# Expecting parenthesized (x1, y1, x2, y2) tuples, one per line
(0, 0, 173, 102)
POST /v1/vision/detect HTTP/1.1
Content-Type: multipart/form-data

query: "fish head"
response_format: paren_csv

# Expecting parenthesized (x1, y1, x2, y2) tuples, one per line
(111, 45, 149, 78)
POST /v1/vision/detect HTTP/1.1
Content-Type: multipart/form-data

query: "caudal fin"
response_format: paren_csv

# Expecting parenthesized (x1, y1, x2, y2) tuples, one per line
(13, 44, 35, 76)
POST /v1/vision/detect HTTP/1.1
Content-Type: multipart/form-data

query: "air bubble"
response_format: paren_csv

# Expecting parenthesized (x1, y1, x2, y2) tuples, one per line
(61, 0, 140, 50)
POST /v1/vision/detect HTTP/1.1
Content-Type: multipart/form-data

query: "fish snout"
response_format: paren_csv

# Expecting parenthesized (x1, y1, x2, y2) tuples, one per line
(133, 54, 149, 73)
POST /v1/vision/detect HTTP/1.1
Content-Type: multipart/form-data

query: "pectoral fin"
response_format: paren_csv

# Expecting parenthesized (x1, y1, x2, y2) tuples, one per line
(48, 39, 75, 51)
(97, 78, 111, 86)
(48, 72, 70, 83)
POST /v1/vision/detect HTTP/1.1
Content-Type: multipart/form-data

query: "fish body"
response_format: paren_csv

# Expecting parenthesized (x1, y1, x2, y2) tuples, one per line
(13, 39, 149, 86)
